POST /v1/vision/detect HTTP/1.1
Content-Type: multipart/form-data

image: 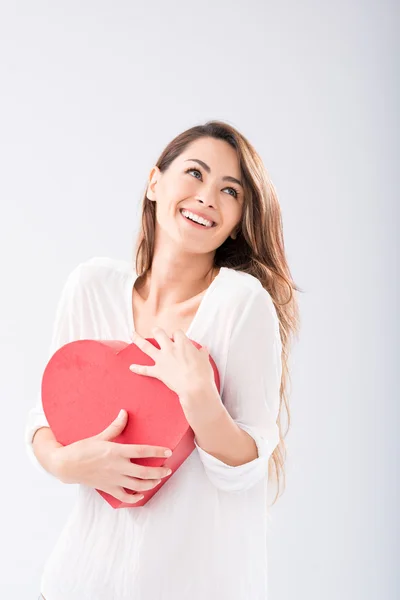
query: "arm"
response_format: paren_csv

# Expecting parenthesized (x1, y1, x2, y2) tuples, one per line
(189, 286, 282, 493)
(180, 385, 260, 466)
(24, 265, 83, 477)
(31, 425, 64, 478)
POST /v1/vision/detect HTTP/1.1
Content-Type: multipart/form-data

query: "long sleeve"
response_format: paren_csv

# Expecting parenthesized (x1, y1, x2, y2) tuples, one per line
(194, 286, 282, 492)
(24, 264, 83, 476)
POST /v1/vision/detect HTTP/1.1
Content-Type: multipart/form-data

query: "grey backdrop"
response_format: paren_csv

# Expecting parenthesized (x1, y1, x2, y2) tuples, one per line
(1, 1, 398, 598)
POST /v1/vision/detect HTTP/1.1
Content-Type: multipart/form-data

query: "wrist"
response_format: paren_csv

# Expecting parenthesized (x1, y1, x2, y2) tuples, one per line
(180, 382, 225, 426)
(48, 445, 69, 482)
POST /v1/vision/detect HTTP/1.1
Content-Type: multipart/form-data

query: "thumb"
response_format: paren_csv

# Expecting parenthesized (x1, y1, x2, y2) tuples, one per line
(95, 409, 128, 441)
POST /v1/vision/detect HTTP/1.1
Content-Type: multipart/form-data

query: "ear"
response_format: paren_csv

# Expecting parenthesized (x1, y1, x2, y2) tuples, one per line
(146, 184, 156, 202)
(146, 166, 160, 201)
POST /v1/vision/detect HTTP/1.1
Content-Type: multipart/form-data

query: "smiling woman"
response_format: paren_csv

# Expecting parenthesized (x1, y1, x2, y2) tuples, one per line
(25, 120, 301, 600)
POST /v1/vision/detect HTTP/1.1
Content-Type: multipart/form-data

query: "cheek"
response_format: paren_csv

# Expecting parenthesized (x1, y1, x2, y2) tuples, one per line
(222, 199, 243, 224)
(179, 177, 198, 195)
(234, 203, 244, 223)
(164, 177, 195, 203)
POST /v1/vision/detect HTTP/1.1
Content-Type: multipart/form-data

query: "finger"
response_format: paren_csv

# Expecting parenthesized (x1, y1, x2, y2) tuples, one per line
(151, 326, 174, 349)
(124, 463, 172, 480)
(120, 475, 162, 492)
(128, 363, 157, 377)
(132, 331, 159, 360)
(119, 444, 172, 459)
(111, 487, 144, 504)
(172, 329, 188, 344)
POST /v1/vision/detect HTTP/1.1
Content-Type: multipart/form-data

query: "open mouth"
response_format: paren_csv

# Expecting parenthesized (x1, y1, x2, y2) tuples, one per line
(179, 209, 216, 229)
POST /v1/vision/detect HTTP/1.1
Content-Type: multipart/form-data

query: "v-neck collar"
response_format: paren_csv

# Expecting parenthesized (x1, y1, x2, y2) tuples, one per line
(126, 266, 228, 341)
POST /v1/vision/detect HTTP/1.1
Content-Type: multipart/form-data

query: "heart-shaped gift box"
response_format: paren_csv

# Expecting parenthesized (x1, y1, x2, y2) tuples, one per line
(41, 338, 220, 508)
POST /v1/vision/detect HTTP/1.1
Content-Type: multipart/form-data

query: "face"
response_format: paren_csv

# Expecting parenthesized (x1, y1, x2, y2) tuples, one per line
(146, 137, 244, 255)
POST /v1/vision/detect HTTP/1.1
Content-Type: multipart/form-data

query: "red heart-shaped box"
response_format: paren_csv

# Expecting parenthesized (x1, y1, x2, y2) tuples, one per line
(41, 338, 220, 509)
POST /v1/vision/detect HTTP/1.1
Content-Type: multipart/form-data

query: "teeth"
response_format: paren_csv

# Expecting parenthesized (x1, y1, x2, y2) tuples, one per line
(181, 209, 213, 228)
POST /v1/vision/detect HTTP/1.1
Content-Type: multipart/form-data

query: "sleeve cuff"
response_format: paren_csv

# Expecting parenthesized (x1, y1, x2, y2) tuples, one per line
(193, 422, 279, 492)
(24, 410, 55, 478)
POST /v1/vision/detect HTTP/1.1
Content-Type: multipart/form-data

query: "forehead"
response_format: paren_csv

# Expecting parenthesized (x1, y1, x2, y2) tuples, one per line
(176, 137, 241, 177)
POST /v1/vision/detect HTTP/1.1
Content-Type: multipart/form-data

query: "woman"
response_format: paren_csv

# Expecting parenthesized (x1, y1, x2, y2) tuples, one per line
(26, 120, 300, 600)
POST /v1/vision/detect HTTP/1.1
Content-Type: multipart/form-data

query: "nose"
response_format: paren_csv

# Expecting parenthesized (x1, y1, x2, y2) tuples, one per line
(195, 195, 216, 209)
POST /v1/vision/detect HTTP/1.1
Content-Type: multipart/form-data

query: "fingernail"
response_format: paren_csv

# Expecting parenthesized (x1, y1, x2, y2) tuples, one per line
(164, 449, 172, 457)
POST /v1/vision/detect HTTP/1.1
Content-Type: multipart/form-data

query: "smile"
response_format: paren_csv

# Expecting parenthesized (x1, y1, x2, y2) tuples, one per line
(179, 209, 216, 229)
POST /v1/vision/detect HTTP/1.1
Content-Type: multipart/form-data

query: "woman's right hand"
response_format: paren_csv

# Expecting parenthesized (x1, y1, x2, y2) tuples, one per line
(51, 409, 173, 504)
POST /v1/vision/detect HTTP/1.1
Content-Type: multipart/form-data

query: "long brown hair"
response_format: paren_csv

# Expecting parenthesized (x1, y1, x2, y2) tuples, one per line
(133, 120, 302, 505)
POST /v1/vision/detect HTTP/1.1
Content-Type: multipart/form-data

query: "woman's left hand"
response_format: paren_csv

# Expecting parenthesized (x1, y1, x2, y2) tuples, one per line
(128, 327, 215, 399)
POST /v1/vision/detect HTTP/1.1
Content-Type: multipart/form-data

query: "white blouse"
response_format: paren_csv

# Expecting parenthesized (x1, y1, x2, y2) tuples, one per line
(25, 256, 282, 600)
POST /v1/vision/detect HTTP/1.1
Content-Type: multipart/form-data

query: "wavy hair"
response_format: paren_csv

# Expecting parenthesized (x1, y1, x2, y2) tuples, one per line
(133, 120, 302, 506)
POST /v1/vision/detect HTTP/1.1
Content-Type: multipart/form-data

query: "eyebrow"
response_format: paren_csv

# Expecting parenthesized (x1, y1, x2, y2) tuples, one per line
(184, 158, 243, 188)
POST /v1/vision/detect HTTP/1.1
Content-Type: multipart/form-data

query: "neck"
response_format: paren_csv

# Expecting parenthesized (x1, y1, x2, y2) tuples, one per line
(136, 255, 218, 314)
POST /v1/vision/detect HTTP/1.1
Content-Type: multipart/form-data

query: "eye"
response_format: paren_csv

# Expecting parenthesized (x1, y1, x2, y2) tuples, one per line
(184, 167, 240, 199)
(185, 167, 202, 180)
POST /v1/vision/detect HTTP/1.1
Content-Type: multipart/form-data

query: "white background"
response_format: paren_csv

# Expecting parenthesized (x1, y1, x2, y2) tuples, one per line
(1, 1, 398, 598)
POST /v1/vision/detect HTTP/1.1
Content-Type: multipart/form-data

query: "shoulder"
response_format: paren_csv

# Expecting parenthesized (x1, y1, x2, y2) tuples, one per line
(69, 255, 133, 280)
(62, 256, 134, 294)
(221, 267, 277, 315)
(221, 267, 280, 336)
(221, 266, 262, 290)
